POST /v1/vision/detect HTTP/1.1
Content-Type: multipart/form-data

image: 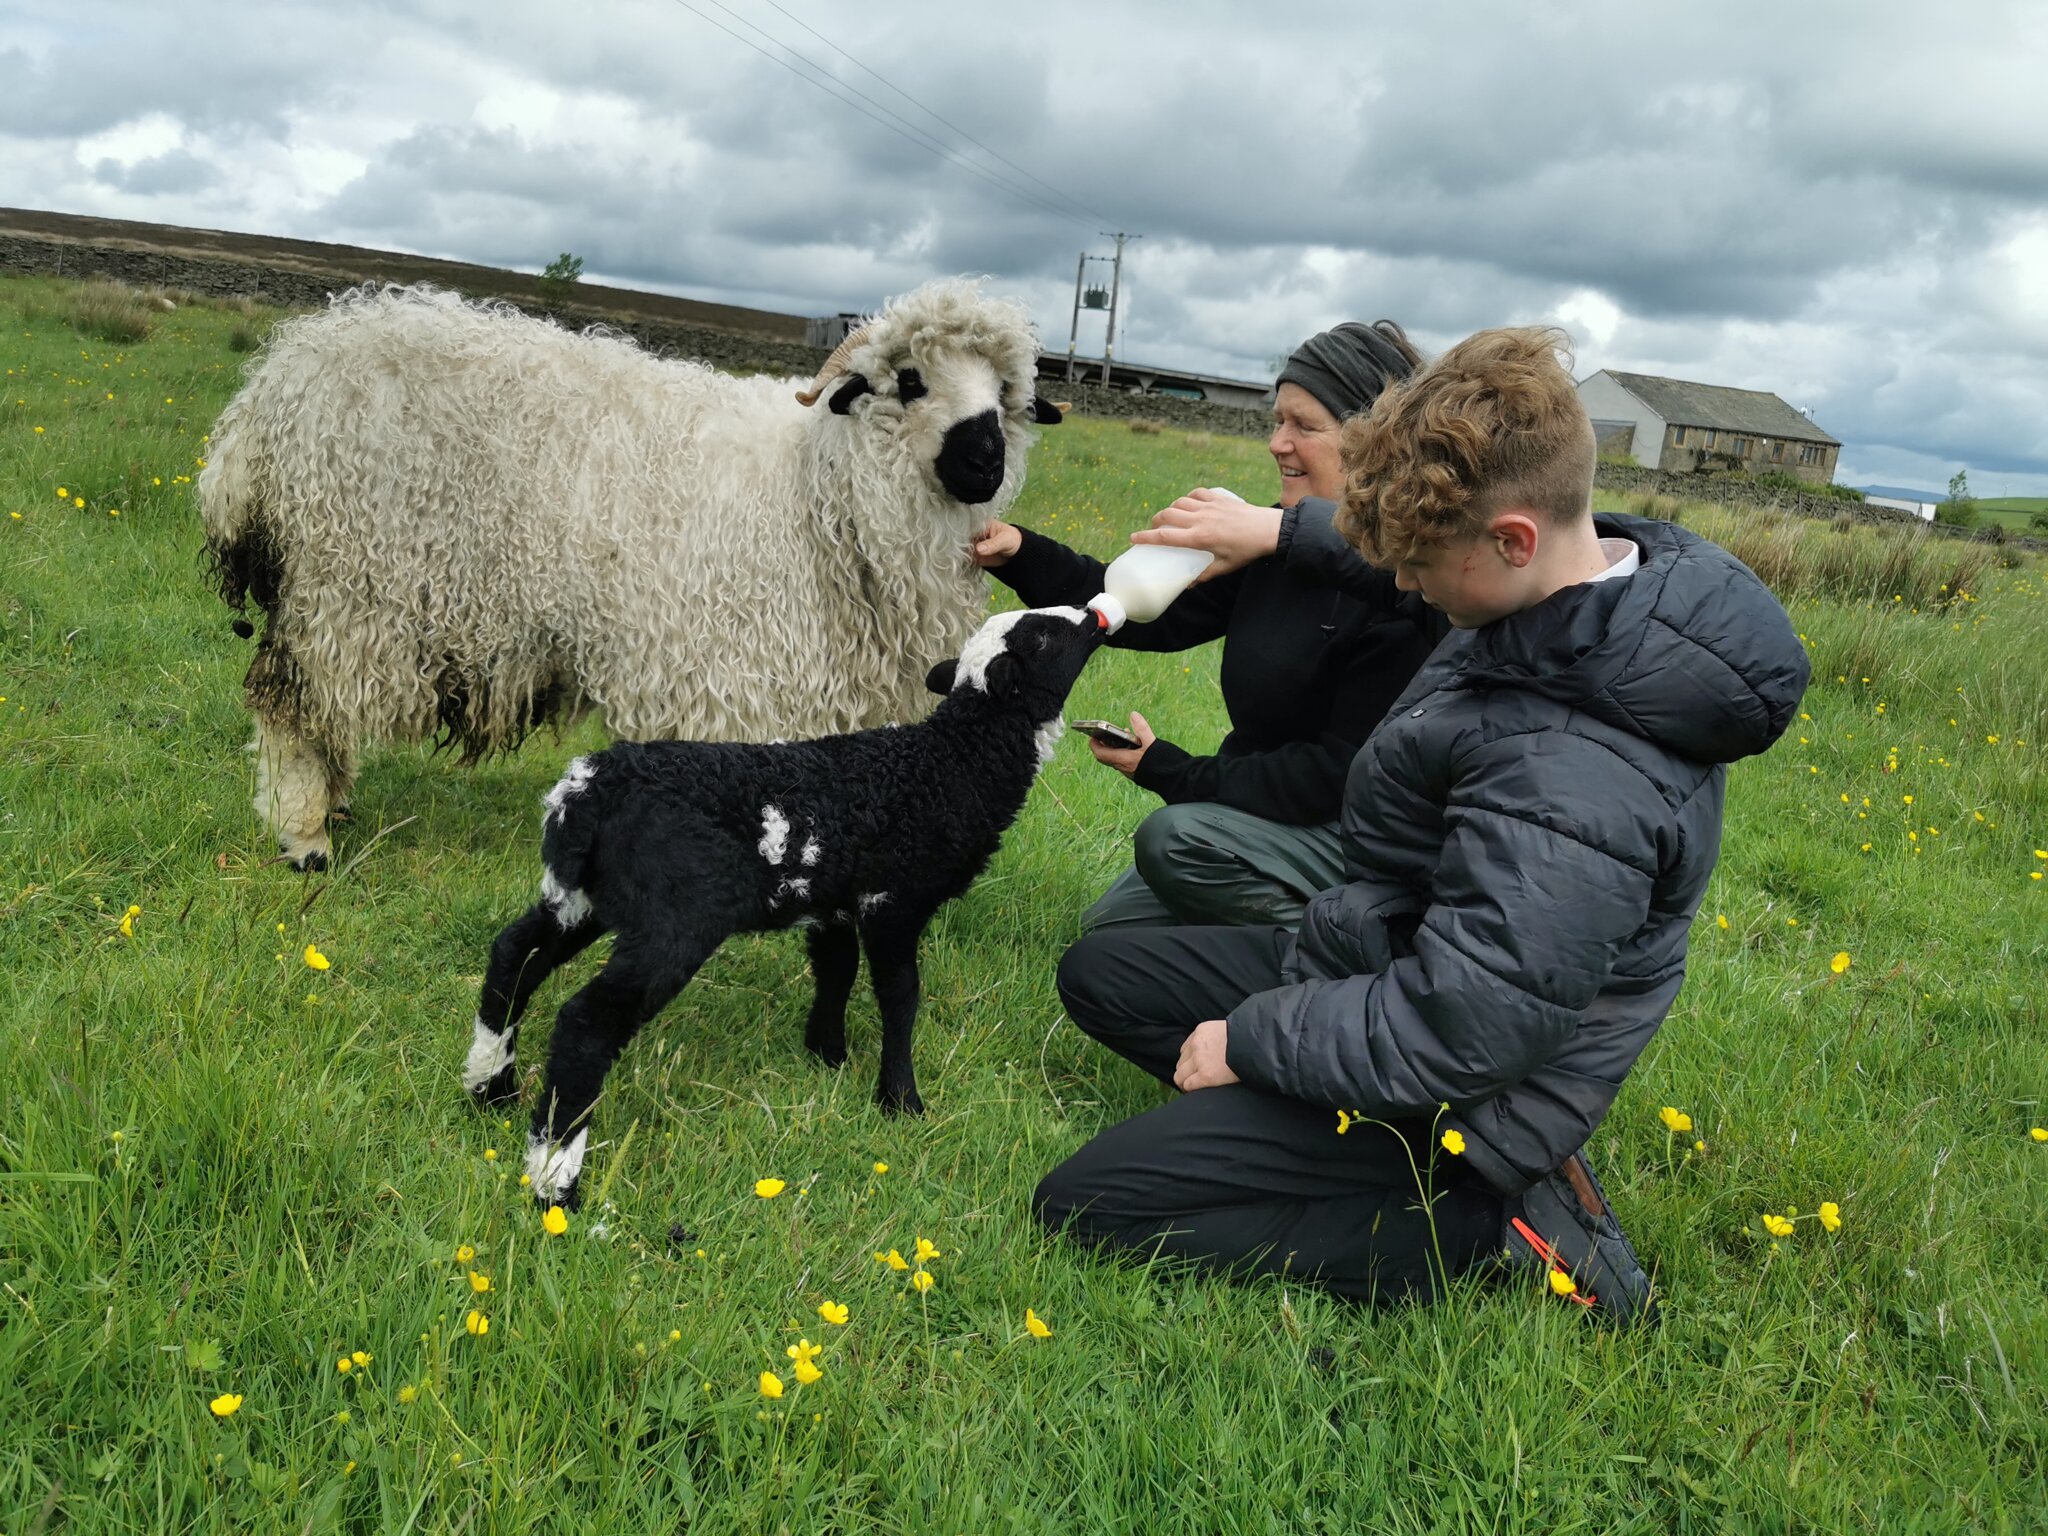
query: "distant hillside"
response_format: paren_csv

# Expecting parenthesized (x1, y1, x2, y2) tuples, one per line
(0, 206, 809, 342)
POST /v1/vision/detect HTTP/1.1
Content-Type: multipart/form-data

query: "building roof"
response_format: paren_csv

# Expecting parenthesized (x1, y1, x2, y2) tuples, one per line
(1598, 370, 1840, 445)
(1857, 484, 1949, 504)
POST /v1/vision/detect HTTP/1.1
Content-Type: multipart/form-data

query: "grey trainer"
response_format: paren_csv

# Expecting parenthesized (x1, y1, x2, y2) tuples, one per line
(1502, 1148, 1657, 1327)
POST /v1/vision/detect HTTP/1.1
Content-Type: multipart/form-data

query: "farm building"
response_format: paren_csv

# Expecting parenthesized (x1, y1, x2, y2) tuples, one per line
(1856, 484, 1947, 521)
(1577, 370, 1841, 485)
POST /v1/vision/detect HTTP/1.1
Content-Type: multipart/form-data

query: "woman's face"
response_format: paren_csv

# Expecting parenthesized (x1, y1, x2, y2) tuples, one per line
(1268, 382, 1346, 507)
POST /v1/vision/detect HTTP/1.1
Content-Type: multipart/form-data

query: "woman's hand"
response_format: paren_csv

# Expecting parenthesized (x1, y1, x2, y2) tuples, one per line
(1174, 1019, 1239, 1092)
(1130, 487, 1282, 582)
(1089, 711, 1155, 777)
(971, 519, 1023, 568)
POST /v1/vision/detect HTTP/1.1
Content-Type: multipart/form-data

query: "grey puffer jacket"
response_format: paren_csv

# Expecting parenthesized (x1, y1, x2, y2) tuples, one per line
(1225, 514, 1810, 1194)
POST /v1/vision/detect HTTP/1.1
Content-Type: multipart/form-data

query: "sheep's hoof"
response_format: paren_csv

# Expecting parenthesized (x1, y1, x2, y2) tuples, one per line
(805, 1035, 849, 1070)
(877, 1084, 925, 1117)
(536, 1181, 582, 1213)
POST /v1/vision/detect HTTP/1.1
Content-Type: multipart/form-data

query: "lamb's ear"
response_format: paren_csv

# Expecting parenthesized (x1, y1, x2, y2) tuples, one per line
(828, 375, 873, 415)
(1030, 396, 1066, 425)
(925, 659, 958, 695)
(982, 651, 1023, 698)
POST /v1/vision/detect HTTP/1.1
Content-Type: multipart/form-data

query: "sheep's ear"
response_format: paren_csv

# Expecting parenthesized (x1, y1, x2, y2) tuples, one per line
(829, 375, 873, 415)
(1030, 396, 1066, 425)
(925, 659, 957, 695)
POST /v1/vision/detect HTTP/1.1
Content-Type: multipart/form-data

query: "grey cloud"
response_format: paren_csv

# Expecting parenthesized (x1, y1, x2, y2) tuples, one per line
(15, 0, 2048, 493)
(91, 148, 218, 195)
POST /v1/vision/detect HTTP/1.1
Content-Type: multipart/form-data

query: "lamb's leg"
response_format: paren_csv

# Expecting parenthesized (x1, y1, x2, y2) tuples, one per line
(252, 714, 337, 871)
(467, 903, 606, 1105)
(802, 922, 860, 1069)
(860, 918, 929, 1116)
(527, 931, 713, 1209)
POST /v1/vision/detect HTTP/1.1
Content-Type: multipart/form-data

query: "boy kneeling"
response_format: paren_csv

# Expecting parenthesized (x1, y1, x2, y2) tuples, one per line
(1035, 327, 1809, 1323)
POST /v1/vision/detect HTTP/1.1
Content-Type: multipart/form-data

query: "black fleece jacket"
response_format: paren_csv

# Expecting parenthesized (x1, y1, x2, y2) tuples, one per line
(987, 506, 1437, 825)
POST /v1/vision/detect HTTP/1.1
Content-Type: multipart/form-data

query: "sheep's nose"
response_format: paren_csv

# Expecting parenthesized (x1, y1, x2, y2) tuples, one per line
(934, 409, 1005, 504)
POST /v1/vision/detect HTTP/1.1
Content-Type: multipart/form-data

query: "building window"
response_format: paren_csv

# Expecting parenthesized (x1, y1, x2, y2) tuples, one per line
(1673, 426, 1687, 446)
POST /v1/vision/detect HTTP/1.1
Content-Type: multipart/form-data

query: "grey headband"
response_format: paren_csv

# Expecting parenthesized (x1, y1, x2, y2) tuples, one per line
(1274, 321, 1415, 423)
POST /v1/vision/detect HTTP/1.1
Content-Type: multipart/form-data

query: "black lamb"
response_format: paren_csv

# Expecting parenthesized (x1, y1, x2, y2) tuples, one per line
(462, 604, 1106, 1207)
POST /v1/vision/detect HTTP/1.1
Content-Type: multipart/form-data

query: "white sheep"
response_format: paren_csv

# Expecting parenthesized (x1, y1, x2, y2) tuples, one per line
(199, 278, 1064, 869)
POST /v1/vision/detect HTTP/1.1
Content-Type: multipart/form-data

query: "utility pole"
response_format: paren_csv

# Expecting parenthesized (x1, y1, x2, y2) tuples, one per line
(1100, 231, 1138, 386)
(1064, 251, 1088, 383)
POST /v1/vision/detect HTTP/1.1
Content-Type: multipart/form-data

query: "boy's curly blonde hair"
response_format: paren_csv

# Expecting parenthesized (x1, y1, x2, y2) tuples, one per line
(1336, 326, 1596, 565)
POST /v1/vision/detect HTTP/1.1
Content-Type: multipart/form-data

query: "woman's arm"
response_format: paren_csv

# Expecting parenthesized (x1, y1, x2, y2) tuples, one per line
(972, 520, 1246, 652)
(1130, 616, 1436, 822)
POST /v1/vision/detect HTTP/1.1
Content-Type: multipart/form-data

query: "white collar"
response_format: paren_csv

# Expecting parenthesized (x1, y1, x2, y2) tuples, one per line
(1584, 536, 1640, 585)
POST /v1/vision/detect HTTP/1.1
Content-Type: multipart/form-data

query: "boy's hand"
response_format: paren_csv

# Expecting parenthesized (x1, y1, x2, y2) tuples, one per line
(1089, 711, 1155, 776)
(1131, 488, 1280, 581)
(1174, 1018, 1239, 1092)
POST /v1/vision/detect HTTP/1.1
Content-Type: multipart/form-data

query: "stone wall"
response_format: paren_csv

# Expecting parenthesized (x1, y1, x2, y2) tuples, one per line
(1035, 376, 1267, 437)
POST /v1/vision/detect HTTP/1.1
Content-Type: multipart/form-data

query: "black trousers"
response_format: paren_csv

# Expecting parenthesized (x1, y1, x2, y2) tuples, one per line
(1034, 925, 1503, 1305)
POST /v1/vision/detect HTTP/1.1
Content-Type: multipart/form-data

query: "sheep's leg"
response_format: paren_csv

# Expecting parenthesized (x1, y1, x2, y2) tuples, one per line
(467, 903, 607, 1105)
(802, 922, 860, 1069)
(252, 715, 338, 871)
(527, 932, 712, 1209)
(860, 919, 929, 1116)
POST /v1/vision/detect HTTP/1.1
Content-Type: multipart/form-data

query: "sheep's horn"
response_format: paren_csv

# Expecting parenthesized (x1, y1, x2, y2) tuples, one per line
(794, 323, 874, 406)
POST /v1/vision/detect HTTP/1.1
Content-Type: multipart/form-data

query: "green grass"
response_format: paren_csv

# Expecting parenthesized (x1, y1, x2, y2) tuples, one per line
(1974, 498, 2048, 533)
(3, 271, 2046, 1533)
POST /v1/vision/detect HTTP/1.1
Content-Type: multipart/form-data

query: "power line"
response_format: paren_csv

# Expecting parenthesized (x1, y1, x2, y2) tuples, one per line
(752, 0, 1115, 229)
(664, 0, 1094, 230)
(691, 0, 1092, 227)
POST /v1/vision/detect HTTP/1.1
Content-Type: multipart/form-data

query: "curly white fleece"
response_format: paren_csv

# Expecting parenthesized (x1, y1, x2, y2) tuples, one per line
(199, 278, 1045, 763)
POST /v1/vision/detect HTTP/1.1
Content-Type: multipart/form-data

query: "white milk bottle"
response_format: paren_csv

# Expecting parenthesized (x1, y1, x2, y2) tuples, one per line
(1087, 543, 1214, 634)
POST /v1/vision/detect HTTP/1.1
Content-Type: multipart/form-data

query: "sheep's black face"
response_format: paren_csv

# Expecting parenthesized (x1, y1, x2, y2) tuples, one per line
(933, 408, 1005, 505)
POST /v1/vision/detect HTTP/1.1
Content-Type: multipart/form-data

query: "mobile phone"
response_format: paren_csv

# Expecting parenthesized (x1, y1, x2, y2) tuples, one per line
(1070, 719, 1140, 749)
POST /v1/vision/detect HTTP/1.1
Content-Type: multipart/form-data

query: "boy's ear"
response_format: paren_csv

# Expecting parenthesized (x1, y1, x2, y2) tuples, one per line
(1489, 511, 1542, 569)
(925, 659, 958, 695)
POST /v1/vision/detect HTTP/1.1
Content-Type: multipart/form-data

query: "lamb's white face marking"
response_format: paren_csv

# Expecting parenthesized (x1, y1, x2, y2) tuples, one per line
(954, 606, 1089, 694)
(463, 1015, 515, 1093)
(952, 609, 1029, 692)
(778, 876, 811, 901)
(857, 891, 891, 914)
(800, 837, 821, 867)
(543, 756, 597, 825)
(758, 805, 790, 865)
(539, 867, 593, 929)
(526, 1129, 589, 1203)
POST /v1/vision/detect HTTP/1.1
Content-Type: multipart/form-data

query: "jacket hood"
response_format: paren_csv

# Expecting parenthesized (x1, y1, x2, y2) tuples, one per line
(1452, 514, 1810, 764)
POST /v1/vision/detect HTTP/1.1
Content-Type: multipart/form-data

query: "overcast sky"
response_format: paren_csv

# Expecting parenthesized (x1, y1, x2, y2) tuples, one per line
(6, 0, 2046, 495)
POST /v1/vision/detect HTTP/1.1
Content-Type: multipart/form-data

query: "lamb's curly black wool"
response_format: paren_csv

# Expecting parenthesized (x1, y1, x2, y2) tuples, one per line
(462, 606, 1105, 1208)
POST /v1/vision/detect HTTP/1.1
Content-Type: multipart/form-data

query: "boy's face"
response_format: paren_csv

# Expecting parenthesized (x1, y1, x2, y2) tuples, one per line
(1391, 528, 1530, 629)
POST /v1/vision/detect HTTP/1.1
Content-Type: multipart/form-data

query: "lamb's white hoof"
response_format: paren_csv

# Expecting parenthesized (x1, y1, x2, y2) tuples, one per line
(463, 1017, 519, 1104)
(526, 1130, 589, 1208)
